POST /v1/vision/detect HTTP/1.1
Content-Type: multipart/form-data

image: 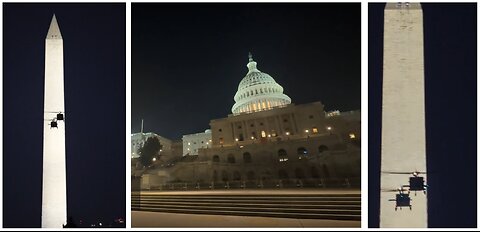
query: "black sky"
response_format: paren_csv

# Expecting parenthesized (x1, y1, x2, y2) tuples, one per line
(3, 3, 126, 227)
(132, 3, 360, 139)
(368, 3, 477, 228)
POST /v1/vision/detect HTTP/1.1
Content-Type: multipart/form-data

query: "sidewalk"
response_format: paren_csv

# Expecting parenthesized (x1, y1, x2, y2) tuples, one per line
(132, 211, 360, 228)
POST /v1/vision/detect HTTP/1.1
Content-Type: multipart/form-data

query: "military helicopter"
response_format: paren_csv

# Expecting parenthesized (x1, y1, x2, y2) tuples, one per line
(383, 170, 428, 195)
(45, 111, 65, 129)
(384, 186, 412, 211)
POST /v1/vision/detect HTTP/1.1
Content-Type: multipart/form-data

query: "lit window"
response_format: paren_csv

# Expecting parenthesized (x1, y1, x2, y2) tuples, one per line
(349, 133, 356, 139)
(261, 131, 266, 138)
(312, 127, 318, 133)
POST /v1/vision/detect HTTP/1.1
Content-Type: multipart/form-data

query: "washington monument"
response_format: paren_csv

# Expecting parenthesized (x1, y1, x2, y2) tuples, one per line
(380, 3, 427, 228)
(42, 14, 67, 228)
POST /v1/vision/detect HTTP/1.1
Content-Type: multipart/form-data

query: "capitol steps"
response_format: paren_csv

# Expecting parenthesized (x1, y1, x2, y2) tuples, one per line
(132, 194, 361, 221)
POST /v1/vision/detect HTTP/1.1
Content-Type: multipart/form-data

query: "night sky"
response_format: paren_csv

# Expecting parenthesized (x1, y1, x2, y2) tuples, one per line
(369, 3, 477, 228)
(132, 3, 360, 139)
(3, 3, 126, 227)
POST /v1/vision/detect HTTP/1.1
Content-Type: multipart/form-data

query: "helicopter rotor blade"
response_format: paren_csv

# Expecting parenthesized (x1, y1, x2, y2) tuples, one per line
(382, 171, 413, 175)
(382, 171, 427, 175)
(381, 189, 403, 192)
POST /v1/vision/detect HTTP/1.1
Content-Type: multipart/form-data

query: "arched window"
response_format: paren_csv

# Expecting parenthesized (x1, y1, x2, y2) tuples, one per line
(222, 170, 229, 182)
(319, 145, 329, 153)
(278, 170, 289, 180)
(247, 171, 255, 180)
(227, 154, 236, 163)
(297, 147, 308, 159)
(311, 167, 320, 178)
(213, 155, 220, 162)
(278, 149, 288, 162)
(295, 168, 305, 179)
(233, 171, 241, 181)
(243, 152, 252, 163)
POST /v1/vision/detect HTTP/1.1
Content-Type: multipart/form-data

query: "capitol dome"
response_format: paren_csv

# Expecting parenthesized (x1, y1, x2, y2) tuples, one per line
(232, 53, 291, 114)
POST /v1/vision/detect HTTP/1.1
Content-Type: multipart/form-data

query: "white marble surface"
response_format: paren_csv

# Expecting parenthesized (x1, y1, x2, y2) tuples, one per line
(380, 3, 427, 228)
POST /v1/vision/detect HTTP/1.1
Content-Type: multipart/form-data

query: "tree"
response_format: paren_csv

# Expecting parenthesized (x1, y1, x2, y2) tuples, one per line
(139, 137, 162, 167)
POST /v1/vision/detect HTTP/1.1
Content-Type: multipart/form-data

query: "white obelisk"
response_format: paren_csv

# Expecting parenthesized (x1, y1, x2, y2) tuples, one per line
(380, 3, 427, 228)
(42, 14, 67, 228)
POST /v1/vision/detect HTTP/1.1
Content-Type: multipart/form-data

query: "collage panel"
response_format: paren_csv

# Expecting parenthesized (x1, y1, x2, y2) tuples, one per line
(2, 1, 479, 230)
(3, 3, 126, 228)
(131, 3, 361, 228)
(368, 2, 477, 228)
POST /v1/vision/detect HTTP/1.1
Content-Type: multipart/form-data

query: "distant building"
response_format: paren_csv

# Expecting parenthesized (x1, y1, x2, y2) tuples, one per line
(182, 129, 212, 156)
(134, 54, 360, 189)
(131, 132, 172, 158)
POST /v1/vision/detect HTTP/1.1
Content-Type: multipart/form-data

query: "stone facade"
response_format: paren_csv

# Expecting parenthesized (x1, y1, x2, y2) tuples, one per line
(381, 2, 427, 227)
(139, 103, 361, 189)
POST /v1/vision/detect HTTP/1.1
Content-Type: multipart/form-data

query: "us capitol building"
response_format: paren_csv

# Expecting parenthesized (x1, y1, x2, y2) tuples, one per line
(132, 53, 360, 190)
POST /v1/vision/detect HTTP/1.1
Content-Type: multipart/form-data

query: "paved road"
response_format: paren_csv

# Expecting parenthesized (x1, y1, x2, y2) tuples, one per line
(132, 211, 361, 228)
